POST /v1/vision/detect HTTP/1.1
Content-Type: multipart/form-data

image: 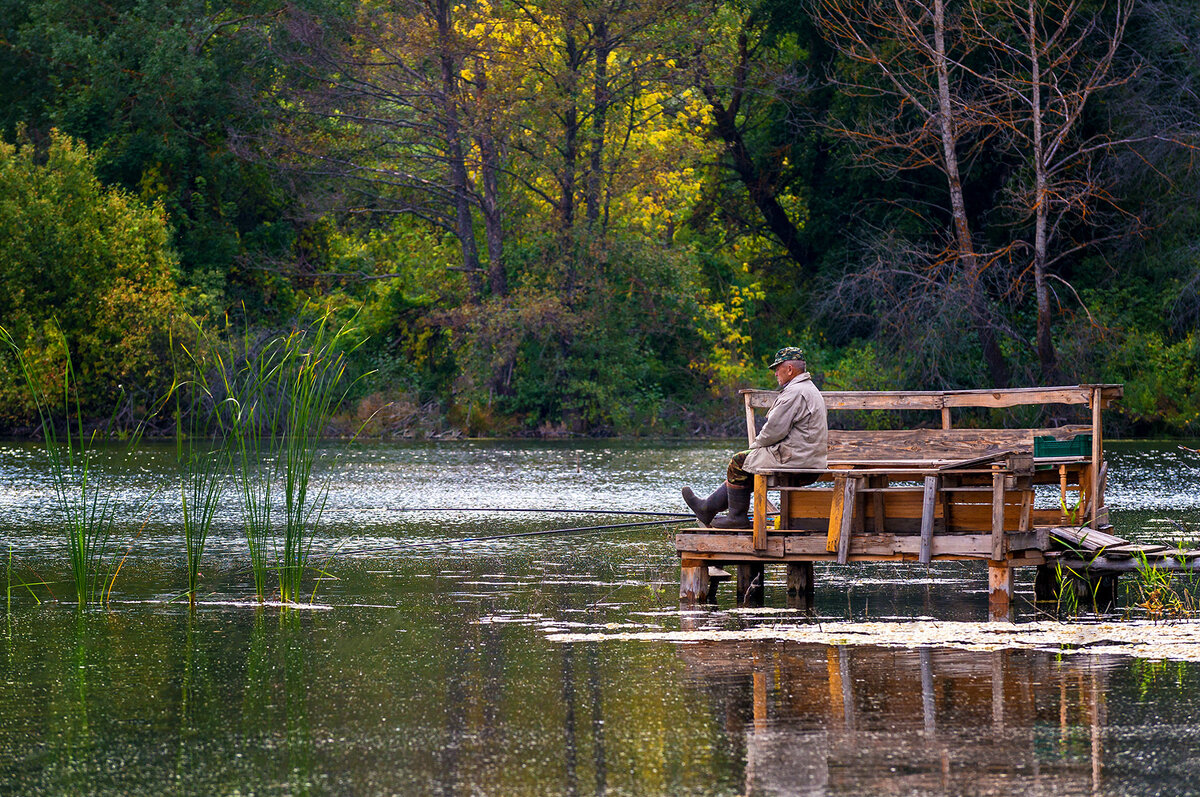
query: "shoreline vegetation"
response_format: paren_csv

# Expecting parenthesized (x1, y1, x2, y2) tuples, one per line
(2, 3, 1200, 444)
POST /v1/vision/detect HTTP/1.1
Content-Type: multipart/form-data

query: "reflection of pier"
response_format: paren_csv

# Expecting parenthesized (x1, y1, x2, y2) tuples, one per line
(677, 638, 1108, 795)
(678, 385, 1126, 619)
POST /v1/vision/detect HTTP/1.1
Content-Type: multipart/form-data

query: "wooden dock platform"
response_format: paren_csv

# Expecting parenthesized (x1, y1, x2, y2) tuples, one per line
(677, 384, 1126, 619)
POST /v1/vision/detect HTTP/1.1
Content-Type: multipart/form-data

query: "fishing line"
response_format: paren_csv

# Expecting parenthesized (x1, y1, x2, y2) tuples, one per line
(332, 517, 693, 557)
(373, 507, 692, 518)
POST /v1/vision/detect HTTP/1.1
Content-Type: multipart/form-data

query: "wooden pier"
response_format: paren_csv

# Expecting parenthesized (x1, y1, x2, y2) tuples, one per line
(677, 384, 1125, 618)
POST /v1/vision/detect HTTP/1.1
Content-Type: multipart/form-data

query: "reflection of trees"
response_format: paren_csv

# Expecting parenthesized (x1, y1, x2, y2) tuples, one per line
(678, 641, 1109, 795)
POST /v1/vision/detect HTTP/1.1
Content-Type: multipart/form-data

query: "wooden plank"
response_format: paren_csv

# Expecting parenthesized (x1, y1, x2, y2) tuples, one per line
(827, 426, 1091, 463)
(680, 564, 710, 602)
(778, 489, 791, 532)
(752, 473, 769, 552)
(739, 385, 1109, 411)
(1048, 526, 1129, 552)
(989, 562, 1014, 620)
(1019, 490, 1033, 532)
(941, 407, 952, 429)
(991, 468, 1006, 560)
(827, 475, 847, 553)
(871, 475, 886, 534)
(837, 477, 857, 565)
(938, 449, 1018, 471)
(677, 533, 786, 557)
(947, 495, 1037, 533)
(779, 531, 1031, 557)
(943, 387, 1094, 408)
(1091, 387, 1103, 528)
(1095, 543, 1168, 558)
(919, 475, 938, 564)
(825, 393, 946, 410)
(744, 393, 757, 445)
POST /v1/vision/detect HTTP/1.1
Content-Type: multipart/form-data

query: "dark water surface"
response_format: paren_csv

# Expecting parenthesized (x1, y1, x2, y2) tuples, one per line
(2, 439, 1200, 795)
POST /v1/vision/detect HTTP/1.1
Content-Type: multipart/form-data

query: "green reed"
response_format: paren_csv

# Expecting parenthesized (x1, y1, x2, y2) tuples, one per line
(214, 330, 286, 603)
(172, 325, 228, 606)
(0, 324, 143, 607)
(1127, 549, 1200, 620)
(212, 313, 361, 603)
(276, 317, 355, 603)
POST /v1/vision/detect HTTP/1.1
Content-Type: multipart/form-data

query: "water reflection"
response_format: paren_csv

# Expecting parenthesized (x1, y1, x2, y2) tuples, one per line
(677, 641, 1116, 796)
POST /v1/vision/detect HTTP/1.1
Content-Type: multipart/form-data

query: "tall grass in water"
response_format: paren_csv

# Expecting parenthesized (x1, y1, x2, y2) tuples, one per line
(215, 330, 285, 603)
(277, 318, 355, 603)
(172, 326, 227, 607)
(215, 314, 360, 603)
(0, 325, 141, 607)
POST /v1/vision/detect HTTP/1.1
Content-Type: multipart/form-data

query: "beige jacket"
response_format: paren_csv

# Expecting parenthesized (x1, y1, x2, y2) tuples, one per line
(742, 373, 828, 473)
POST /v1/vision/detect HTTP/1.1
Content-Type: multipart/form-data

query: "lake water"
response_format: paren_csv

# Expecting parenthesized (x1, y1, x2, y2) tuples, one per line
(2, 439, 1200, 795)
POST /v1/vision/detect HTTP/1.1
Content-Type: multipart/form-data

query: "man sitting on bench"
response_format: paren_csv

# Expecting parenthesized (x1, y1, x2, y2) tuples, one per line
(683, 347, 829, 528)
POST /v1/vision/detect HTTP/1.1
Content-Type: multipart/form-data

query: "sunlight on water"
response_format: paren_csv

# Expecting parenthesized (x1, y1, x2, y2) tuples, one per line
(0, 438, 1199, 795)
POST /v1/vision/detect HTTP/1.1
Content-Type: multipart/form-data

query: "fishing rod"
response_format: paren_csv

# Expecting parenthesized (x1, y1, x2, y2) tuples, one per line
(377, 507, 693, 518)
(331, 517, 693, 557)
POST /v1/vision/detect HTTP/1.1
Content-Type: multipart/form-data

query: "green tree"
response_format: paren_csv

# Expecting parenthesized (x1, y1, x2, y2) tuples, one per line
(3, 0, 300, 319)
(0, 131, 179, 426)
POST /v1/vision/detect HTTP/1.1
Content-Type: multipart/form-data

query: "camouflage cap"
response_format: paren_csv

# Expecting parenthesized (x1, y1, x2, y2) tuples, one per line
(768, 347, 806, 370)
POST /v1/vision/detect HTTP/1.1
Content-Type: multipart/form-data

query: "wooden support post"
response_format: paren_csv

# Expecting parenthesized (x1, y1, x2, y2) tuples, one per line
(1091, 386, 1103, 528)
(680, 558, 710, 602)
(752, 473, 769, 552)
(786, 562, 814, 599)
(991, 466, 1006, 561)
(837, 477, 857, 565)
(941, 406, 952, 430)
(988, 561, 1013, 621)
(744, 394, 757, 446)
(1019, 490, 1033, 533)
(1034, 564, 1060, 603)
(1059, 465, 1069, 520)
(871, 475, 886, 534)
(737, 563, 765, 607)
(707, 566, 731, 605)
(826, 475, 847, 553)
(919, 475, 939, 565)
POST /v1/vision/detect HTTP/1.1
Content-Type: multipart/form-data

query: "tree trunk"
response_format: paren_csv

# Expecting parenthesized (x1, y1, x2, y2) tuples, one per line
(1028, 0, 1057, 381)
(435, 0, 482, 299)
(473, 70, 506, 298)
(932, 0, 1008, 386)
(560, 23, 581, 294)
(700, 80, 809, 272)
(586, 15, 609, 233)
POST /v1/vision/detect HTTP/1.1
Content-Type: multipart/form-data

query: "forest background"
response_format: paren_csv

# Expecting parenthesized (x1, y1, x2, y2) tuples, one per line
(1, 0, 1198, 438)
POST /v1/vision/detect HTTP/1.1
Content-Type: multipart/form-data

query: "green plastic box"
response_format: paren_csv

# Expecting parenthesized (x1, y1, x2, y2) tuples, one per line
(1033, 434, 1092, 458)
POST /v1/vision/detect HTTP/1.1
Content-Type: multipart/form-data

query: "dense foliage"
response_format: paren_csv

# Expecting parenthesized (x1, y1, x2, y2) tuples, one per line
(1, 0, 1198, 436)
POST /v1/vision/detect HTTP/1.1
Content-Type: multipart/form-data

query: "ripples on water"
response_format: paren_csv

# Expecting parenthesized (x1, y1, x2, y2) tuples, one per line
(1, 438, 1199, 795)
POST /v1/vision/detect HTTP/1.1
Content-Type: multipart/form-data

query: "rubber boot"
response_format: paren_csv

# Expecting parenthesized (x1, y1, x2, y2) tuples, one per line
(712, 485, 752, 529)
(682, 483, 728, 526)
